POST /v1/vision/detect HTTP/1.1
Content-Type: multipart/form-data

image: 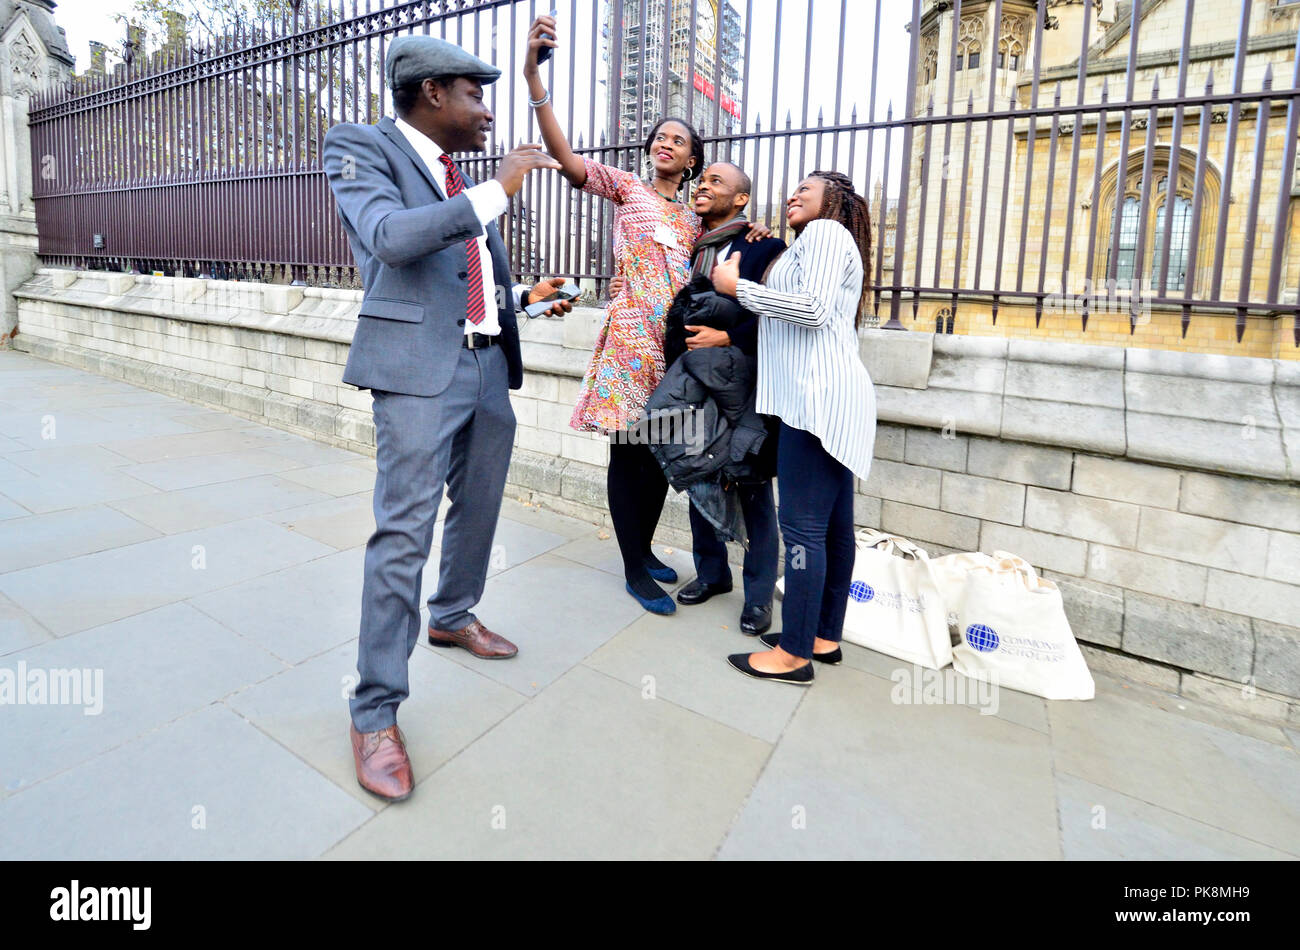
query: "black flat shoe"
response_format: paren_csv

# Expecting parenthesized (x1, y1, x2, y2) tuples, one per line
(758, 633, 842, 665)
(739, 603, 772, 636)
(726, 652, 814, 685)
(676, 578, 733, 606)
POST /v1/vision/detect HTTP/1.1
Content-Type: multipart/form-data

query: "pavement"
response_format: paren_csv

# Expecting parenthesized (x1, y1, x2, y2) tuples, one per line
(0, 348, 1297, 860)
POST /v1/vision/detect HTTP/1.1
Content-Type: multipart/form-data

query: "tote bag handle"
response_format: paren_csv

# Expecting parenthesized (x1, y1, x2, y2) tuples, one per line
(857, 530, 930, 562)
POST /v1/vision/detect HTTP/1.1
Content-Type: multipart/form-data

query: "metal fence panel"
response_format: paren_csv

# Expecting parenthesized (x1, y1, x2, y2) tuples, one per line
(27, 0, 1300, 345)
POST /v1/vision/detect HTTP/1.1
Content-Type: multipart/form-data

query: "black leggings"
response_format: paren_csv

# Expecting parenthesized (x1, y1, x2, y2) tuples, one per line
(607, 440, 669, 589)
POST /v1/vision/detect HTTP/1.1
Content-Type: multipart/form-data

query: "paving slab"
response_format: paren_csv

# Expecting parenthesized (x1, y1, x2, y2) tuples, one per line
(717, 664, 1062, 860)
(257, 437, 369, 467)
(0, 407, 197, 447)
(417, 553, 649, 697)
(227, 641, 525, 810)
(584, 591, 803, 743)
(324, 665, 771, 859)
(0, 592, 53, 656)
(429, 512, 572, 578)
(1049, 687, 1300, 854)
(189, 548, 366, 665)
(103, 427, 291, 464)
(3, 350, 1297, 861)
(0, 458, 158, 514)
(0, 495, 30, 521)
(108, 474, 336, 535)
(277, 460, 376, 496)
(1056, 773, 1294, 860)
(0, 506, 160, 573)
(119, 449, 305, 491)
(2, 444, 135, 474)
(0, 602, 285, 794)
(163, 407, 263, 432)
(0, 704, 372, 859)
(0, 517, 334, 635)
(498, 500, 599, 539)
(267, 493, 377, 551)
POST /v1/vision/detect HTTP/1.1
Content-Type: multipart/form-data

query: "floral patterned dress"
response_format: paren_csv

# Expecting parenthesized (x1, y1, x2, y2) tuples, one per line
(569, 157, 701, 434)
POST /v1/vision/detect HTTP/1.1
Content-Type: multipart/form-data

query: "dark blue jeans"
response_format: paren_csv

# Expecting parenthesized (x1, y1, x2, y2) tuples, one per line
(688, 479, 779, 608)
(776, 422, 856, 660)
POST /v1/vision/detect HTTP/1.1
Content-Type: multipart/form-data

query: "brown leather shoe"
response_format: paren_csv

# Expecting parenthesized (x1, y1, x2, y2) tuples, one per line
(427, 618, 518, 659)
(349, 723, 414, 802)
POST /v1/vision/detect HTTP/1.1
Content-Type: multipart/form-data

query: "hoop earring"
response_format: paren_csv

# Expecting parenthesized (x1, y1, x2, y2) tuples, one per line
(681, 164, 695, 183)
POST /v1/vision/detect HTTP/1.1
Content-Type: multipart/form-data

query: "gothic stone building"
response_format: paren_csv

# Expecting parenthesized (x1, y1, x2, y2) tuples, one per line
(902, 0, 1300, 359)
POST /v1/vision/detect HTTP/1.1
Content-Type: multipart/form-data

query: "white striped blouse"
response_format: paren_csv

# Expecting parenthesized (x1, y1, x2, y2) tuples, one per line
(735, 218, 877, 481)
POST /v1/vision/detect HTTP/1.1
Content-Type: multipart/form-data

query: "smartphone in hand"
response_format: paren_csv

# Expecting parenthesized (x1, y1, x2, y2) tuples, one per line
(537, 9, 558, 64)
(525, 281, 582, 318)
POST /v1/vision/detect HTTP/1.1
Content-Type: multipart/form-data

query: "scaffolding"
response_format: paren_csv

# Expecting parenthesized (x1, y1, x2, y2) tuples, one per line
(607, 0, 743, 143)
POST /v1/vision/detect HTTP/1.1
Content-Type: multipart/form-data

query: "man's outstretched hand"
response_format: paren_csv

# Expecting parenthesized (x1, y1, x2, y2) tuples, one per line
(495, 144, 562, 197)
(528, 276, 575, 316)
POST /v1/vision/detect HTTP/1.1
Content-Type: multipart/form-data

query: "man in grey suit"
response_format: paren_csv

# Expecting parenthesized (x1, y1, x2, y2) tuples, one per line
(323, 36, 569, 802)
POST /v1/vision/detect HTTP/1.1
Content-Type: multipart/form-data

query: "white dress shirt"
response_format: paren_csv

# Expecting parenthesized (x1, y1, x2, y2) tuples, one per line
(394, 116, 508, 336)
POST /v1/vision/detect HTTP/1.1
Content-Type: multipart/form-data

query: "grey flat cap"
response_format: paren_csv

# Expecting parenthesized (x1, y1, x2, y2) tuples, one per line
(385, 35, 501, 88)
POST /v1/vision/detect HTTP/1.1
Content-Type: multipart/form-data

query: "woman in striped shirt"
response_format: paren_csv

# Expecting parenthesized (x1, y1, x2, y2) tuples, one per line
(711, 171, 877, 685)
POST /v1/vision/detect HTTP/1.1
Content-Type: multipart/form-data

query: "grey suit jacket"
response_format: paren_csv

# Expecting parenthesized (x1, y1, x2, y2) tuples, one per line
(323, 117, 524, 396)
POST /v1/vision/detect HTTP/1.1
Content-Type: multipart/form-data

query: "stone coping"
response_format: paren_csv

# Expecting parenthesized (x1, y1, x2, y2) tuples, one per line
(16, 268, 1300, 482)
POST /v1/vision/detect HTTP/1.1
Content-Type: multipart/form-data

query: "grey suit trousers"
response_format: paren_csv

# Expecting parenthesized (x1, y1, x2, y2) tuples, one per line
(350, 343, 516, 732)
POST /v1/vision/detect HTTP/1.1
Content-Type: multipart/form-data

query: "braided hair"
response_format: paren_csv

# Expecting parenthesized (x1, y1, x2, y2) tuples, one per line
(808, 170, 873, 328)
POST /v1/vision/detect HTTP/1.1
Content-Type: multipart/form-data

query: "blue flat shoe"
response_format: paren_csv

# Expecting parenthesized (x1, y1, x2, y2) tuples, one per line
(626, 582, 677, 615)
(645, 563, 679, 584)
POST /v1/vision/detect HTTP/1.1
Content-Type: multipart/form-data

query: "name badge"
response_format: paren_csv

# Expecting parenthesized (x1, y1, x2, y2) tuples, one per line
(653, 223, 680, 251)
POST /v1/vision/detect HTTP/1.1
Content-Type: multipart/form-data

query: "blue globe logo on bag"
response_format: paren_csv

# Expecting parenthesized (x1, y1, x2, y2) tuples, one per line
(849, 581, 874, 603)
(965, 623, 1000, 653)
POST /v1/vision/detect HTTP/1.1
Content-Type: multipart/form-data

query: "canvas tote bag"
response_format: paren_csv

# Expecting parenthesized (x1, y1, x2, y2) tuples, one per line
(950, 553, 1095, 700)
(929, 550, 999, 642)
(838, 531, 953, 670)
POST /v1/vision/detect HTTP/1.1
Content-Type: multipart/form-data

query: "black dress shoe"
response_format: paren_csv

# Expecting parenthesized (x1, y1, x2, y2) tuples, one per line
(758, 632, 842, 665)
(739, 603, 772, 636)
(726, 652, 814, 685)
(676, 578, 733, 606)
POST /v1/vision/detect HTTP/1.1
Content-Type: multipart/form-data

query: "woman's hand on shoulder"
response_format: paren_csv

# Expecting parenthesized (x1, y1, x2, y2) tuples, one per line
(710, 251, 741, 297)
(744, 221, 774, 243)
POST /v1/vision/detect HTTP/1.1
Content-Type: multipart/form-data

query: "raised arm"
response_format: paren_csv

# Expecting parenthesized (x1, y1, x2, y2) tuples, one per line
(729, 220, 858, 330)
(523, 15, 587, 188)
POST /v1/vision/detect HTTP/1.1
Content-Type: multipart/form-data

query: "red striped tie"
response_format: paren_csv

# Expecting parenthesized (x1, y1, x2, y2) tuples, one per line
(439, 154, 486, 326)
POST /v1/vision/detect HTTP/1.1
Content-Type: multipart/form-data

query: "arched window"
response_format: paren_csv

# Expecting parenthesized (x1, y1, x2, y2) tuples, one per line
(1093, 148, 1219, 295)
(1153, 193, 1194, 292)
(956, 15, 983, 71)
(921, 30, 938, 85)
(997, 15, 1028, 70)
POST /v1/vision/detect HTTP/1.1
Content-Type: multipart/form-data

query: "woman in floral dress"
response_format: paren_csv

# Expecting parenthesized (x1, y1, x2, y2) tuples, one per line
(525, 15, 702, 613)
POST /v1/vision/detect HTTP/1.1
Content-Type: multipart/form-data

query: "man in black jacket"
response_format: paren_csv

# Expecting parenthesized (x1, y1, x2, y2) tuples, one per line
(675, 163, 785, 635)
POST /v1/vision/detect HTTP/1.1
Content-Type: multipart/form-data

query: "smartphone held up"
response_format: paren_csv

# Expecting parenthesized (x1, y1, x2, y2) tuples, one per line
(536, 9, 558, 64)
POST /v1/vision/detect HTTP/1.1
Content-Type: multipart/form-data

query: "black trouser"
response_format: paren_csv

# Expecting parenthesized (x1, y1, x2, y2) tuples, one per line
(688, 480, 779, 608)
(606, 440, 669, 585)
(775, 422, 855, 660)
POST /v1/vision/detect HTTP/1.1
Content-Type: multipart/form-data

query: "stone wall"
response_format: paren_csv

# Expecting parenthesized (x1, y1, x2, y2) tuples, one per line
(11, 268, 1300, 722)
(0, 0, 74, 342)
